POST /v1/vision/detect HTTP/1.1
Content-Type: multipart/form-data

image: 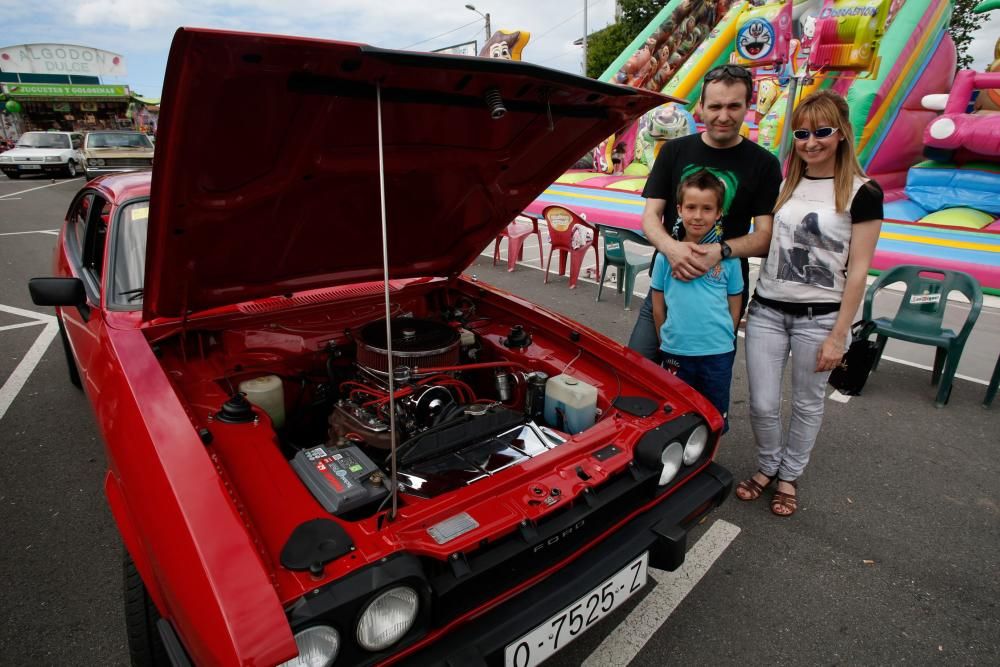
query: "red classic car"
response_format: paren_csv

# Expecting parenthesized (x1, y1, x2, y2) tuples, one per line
(29, 28, 733, 667)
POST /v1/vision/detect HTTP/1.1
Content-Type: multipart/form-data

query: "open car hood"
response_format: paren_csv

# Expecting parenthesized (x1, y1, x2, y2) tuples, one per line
(144, 28, 672, 320)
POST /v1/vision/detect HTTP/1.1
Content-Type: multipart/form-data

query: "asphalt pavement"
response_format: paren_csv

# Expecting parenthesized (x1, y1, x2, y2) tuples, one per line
(0, 174, 997, 666)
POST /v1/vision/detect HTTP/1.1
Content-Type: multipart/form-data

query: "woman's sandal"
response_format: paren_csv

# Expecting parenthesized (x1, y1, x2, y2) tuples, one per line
(735, 471, 776, 501)
(771, 480, 798, 517)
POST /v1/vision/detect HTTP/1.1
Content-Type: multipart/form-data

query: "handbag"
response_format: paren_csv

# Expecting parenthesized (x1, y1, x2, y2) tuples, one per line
(828, 320, 879, 396)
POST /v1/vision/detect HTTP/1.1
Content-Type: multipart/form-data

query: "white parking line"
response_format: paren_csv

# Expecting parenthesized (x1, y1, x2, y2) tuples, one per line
(0, 229, 59, 237)
(0, 178, 81, 199)
(0, 197, 22, 200)
(582, 519, 741, 667)
(0, 321, 46, 332)
(0, 304, 58, 423)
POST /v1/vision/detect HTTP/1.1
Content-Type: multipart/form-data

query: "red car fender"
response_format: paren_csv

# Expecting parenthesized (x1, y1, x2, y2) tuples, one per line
(105, 470, 166, 610)
(100, 327, 296, 666)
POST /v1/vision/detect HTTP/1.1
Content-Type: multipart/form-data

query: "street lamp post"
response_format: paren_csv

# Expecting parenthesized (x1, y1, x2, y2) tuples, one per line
(465, 4, 491, 44)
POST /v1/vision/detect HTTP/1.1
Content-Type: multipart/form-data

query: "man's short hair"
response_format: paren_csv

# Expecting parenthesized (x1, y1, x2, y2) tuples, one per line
(676, 169, 726, 211)
(701, 64, 753, 105)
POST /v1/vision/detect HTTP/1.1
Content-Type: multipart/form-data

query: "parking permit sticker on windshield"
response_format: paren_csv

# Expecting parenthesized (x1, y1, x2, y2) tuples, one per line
(910, 293, 940, 304)
(132, 206, 149, 221)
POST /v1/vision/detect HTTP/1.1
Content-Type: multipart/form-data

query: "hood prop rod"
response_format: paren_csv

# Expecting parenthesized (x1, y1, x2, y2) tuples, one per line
(375, 81, 400, 522)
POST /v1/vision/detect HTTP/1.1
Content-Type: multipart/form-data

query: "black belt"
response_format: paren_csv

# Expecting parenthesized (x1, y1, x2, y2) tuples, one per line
(752, 292, 841, 317)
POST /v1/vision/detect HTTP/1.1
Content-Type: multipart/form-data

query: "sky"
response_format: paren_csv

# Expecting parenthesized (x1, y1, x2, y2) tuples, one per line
(0, 0, 997, 99)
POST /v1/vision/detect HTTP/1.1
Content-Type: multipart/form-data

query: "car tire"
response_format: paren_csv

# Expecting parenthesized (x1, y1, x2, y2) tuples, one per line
(6, 172, 20, 179)
(56, 316, 82, 389)
(65, 160, 78, 178)
(123, 551, 170, 667)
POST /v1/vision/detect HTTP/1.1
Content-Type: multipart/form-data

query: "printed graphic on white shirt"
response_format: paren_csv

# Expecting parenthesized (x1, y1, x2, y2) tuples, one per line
(771, 209, 850, 290)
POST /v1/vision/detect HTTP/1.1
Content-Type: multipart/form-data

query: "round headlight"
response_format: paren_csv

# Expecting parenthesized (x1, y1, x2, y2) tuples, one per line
(356, 586, 419, 652)
(683, 425, 709, 465)
(96, 158, 106, 166)
(658, 441, 684, 486)
(277, 625, 340, 667)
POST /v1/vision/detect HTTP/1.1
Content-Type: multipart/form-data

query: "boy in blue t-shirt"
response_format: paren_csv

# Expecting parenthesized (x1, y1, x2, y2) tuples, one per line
(651, 169, 743, 431)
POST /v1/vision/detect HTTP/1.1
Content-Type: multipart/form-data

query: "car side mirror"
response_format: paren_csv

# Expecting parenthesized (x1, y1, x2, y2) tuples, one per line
(29, 277, 86, 307)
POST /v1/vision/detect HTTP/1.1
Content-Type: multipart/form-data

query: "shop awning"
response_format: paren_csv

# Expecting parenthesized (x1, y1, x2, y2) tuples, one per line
(1, 82, 131, 101)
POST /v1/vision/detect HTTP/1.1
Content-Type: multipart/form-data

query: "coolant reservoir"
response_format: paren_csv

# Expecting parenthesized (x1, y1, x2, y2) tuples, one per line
(238, 375, 285, 428)
(543, 374, 597, 435)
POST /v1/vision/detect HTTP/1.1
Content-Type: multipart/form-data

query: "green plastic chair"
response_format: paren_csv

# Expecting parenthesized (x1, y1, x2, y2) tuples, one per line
(863, 265, 983, 407)
(596, 226, 652, 310)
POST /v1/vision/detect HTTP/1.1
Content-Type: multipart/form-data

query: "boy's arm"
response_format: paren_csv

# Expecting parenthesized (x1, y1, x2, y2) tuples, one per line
(651, 289, 666, 345)
(728, 293, 742, 333)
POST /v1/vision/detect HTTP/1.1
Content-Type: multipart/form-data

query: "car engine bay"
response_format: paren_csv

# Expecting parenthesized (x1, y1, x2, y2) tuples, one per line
(150, 283, 642, 523)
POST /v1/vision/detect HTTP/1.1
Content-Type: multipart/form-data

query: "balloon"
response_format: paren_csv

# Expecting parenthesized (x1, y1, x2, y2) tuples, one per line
(5, 100, 22, 114)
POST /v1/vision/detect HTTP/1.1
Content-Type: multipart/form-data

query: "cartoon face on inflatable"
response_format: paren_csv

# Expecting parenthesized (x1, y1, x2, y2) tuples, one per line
(734, 2, 792, 67)
(650, 104, 694, 140)
(478, 30, 531, 61)
(738, 18, 775, 60)
(756, 78, 780, 116)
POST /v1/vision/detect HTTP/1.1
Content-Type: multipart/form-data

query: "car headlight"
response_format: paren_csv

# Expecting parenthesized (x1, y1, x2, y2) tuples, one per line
(658, 441, 684, 486)
(44, 155, 61, 162)
(0, 156, 11, 163)
(277, 626, 340, 667)
(96, 158, 105, 166)
(356, 586, 419, 651)
(682, 425, 708, 465)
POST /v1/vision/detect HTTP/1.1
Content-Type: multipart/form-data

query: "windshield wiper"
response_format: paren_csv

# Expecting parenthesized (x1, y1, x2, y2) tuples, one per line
(119, 288, 144, 302)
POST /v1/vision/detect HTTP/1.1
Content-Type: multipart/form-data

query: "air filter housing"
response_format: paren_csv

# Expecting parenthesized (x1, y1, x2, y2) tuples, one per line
(357, 318, 460, 381)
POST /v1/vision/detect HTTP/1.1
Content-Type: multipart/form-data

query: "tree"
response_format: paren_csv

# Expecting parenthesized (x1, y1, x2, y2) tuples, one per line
(586, 22, 632, 77)
(950, 0, 987, 70)
(586, 0, 669, 78)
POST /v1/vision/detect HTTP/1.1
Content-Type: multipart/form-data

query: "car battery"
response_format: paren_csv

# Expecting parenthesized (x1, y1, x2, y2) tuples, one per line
(291, 444, 389, 516)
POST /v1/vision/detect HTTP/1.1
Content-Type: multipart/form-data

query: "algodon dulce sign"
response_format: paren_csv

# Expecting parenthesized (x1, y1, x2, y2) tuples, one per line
(0, 43, 127, 77)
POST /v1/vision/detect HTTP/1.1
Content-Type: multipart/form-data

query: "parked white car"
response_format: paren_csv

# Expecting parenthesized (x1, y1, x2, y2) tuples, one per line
(0, 131, 85, 179)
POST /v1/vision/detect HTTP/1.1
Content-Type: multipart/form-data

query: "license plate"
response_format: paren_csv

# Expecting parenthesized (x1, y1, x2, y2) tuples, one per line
(504, 552, 648, 667)
(20, 165, 41, 170)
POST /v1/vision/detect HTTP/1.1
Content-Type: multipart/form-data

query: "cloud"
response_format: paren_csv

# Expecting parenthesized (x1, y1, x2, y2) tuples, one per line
(73, 0, 185, 31)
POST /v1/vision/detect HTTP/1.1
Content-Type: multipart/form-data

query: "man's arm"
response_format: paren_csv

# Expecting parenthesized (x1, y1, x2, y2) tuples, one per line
(695, 213, 774, 266)
(642, 197, 715, 281)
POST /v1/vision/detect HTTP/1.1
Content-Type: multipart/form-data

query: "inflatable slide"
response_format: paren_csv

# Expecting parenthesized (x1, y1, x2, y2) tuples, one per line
(524, 0, 1000, 293)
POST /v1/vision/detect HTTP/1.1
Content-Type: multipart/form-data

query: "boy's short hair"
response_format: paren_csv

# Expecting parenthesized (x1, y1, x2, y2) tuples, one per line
(676, 169, 725, 211)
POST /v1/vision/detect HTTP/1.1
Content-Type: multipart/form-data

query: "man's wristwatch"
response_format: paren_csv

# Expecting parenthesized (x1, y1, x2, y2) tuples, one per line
(719, 240, 733, 259)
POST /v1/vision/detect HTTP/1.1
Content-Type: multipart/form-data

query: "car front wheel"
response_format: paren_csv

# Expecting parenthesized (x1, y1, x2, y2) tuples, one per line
(65, 160, 78, 178)
(123, 551, 170, 667)
(6, 171, 20, 179)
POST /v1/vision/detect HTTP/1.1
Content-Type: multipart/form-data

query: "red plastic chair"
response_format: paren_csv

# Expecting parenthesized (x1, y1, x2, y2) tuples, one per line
(493, 215, 544, 272)
(541, 205, 599, 289)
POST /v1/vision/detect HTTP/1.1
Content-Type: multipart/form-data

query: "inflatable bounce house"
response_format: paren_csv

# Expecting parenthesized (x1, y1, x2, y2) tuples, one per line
(523, 0, 1000, 293)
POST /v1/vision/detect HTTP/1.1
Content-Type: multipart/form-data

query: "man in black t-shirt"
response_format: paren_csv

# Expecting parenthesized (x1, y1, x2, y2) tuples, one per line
(628, 65, 783, 362)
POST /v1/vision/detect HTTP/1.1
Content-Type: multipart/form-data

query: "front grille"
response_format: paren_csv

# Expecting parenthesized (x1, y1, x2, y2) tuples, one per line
(104, 158, 152, 167)
(425, 465, 658, 624)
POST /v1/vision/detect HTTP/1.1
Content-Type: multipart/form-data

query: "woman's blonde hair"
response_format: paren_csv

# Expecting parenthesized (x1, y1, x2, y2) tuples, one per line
(773, 89, 868, 213)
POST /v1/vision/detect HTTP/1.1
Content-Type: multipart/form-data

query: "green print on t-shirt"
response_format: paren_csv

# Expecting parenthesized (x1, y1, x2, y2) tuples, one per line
(680, 163, 739, 216)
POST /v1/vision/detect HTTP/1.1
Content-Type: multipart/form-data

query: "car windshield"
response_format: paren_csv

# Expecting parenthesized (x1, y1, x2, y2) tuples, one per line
(87, 133, 154, 149)
(17, 132, 70, 149)
(112, 201, 149, 307)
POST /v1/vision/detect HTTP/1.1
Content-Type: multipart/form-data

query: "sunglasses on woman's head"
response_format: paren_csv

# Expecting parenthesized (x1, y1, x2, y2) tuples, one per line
(792, 127, 839, 140)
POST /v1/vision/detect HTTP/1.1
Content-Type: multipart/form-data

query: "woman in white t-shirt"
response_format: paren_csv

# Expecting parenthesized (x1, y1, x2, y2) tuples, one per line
(736, 90, 883, 517)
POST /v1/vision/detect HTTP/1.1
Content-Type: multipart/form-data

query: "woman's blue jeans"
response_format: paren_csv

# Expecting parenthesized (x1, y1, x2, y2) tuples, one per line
(745, 300, 840, 482)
